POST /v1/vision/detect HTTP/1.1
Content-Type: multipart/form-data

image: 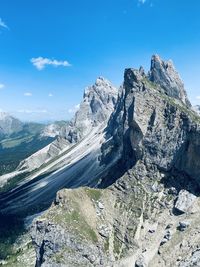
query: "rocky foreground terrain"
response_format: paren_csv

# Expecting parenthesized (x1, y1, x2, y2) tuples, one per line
(1, 55, 200, 267)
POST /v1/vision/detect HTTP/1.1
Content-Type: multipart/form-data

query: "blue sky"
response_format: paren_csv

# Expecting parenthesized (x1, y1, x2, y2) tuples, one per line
(0, 0, 200, 122)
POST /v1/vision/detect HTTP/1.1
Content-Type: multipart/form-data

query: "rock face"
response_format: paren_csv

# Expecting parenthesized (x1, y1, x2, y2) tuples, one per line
(41, 121, 68, 138)
(100, 56, 200, 188)
(65, 77, 117, 143)
(149, 55, 191, 106)
(175, 190, 197, 213)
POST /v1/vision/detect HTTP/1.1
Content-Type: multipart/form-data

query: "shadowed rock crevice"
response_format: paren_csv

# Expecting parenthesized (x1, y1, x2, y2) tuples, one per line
(35, 240, 45, 267)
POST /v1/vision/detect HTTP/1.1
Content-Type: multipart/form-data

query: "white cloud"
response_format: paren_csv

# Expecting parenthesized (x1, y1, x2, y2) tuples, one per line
(68, 104, 80, 114)
(138, 0, 153, 7)
(0, 18, 8, 29)
(138, 0, 146, 4)
(0, 84, 5, 89)
(24, 92, 32, 97)
(31, 57, 71, 70)
(48, 93, 53, 97)
(68, 109, 73, 114)
(196, 96, 200, 100)
(17, 109, 47, 114)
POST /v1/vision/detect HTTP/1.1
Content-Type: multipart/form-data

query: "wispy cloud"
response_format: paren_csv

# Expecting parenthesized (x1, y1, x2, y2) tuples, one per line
(68, 104, 80, 114)
(0, 18, 9, 29)
(196, 96, 200, 100)
(24, 92, 32, 97)
(138, 0, 146, 4)
(48, 93, 53, 97)
(31, 57, 71, 70)
(0, 84, 5, 89)
(17, 109, 47, 114)
(137, 0, 153, 7)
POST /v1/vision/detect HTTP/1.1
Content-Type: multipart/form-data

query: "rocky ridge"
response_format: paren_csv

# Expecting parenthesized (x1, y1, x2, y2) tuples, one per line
(65, 76, 117, 142)
(2, 55, 200, 267)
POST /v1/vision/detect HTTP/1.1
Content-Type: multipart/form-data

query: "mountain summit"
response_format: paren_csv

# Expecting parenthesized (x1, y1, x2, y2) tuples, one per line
(67, 76, 117, 142)
(149, 54, 191, 106)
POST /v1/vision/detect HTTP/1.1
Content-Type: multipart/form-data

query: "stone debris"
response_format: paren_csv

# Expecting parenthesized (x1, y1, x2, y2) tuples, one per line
(178, 221, 190, 232)
(175, 190, 197, 213)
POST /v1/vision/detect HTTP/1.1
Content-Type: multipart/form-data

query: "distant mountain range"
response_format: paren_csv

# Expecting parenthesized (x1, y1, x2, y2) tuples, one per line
(0, 112, 23, 137)
(0, 112, 68, 175)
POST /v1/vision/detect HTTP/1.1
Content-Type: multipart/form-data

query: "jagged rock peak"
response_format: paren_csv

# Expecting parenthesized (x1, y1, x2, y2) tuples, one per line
(84, 76, 117, 97)
(124, 68, 144, 86)
(76, 77, 117, 126)
(95, 76, 113, 87)
(66, 77, 118, 142)
(149, 54, 191, 106)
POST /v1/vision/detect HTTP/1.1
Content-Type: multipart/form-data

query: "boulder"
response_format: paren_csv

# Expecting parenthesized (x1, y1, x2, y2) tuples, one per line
(175, 190, 197, 213)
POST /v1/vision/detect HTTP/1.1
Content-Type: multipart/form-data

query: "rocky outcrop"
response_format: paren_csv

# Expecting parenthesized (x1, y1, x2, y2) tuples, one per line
(100, 56, 200, 188)
(65, 77, 117, 143)
(41, 121, 68, 138)
(175, 190, 197, 213)
(149, 55, 191, 106)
